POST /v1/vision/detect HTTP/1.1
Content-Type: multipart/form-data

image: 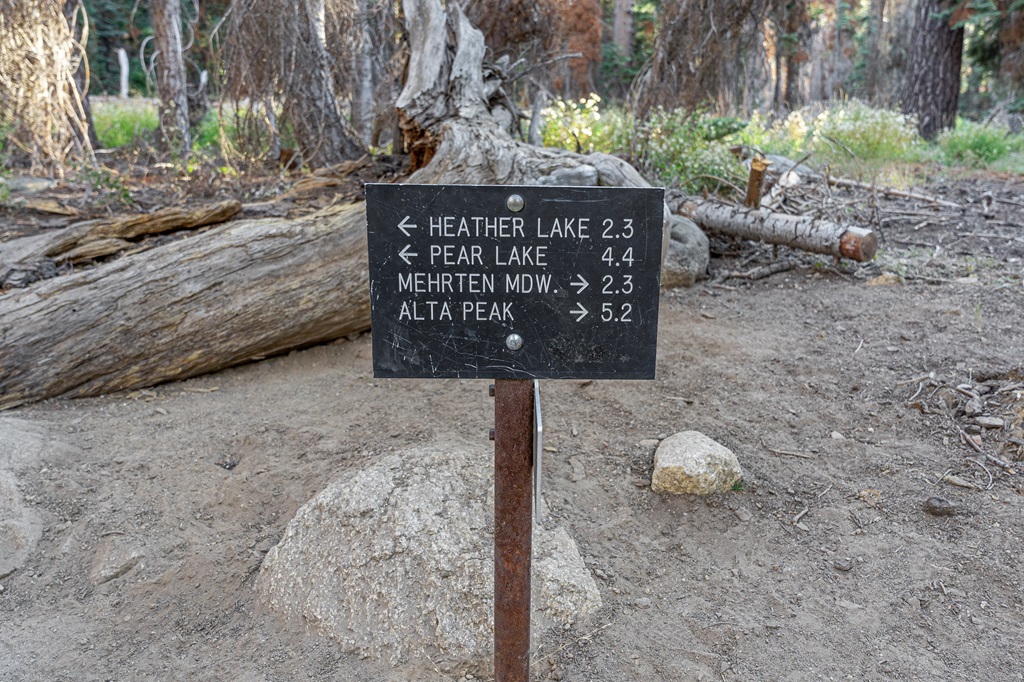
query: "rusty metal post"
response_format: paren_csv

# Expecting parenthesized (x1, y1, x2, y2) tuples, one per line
(492, 378, 534, 682)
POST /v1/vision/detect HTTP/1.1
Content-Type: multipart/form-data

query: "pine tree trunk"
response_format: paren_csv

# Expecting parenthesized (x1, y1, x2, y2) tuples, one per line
(350, 0, 376, 147)
(899, 0, 964, 140)
(150, 0, 191, 155)
(284, 0, 364, 167)
(864, 0, 887, 102)
(612, 0, 634, 58)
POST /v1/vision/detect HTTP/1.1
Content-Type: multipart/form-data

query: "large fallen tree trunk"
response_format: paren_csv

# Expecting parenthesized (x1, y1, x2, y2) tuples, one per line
(0, 206, 368, 411)
(682, 199, 878, 262)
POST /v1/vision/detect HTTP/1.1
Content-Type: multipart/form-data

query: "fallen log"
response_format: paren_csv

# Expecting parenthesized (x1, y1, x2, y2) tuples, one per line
(44, 199, 242, 259)
(682, 199, 878, 262)
(0, 203, 369, 411)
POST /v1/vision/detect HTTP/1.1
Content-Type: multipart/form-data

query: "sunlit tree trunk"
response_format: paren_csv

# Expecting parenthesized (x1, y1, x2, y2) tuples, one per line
(899, 0, 963, 140)
(351, 0, 375, 147)
(150, 0, 191, 156)
(612, 0, 633, 58)
(284, 0, 364, 166)
(864, 0, 886, 102)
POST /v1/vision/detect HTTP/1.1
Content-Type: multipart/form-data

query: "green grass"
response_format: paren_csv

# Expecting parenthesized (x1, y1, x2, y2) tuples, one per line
(91, 98, 159, 149)
(90, 98, 240, 154)
(937, 118, 1024, 168)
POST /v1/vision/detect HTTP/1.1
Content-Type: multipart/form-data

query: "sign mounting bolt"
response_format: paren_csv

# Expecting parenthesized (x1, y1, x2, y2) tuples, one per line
(506, 194, 525, 212)
(506, 333, 524, 351)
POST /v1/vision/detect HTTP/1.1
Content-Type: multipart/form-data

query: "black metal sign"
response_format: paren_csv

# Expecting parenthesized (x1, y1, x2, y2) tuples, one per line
(366, 183, 663, 379)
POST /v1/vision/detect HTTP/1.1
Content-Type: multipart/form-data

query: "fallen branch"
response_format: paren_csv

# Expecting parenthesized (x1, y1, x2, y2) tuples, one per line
(682, 199, 878, 262)
(44, 199, 242, 260)
(722, 259, 795, 281)
(824, 175, 962, 209)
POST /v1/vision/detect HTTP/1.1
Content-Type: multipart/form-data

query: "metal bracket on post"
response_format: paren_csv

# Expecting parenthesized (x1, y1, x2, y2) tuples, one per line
(533, 379, 542, 524)
(493, 378, 534, 682)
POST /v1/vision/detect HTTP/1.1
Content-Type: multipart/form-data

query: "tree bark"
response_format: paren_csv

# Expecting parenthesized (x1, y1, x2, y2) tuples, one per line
(0, 205, 369, 411)
(284, 0, 365, 167)
(682, 199, 878, 262)
(864, 0, 887, 102)
(612, 0, 634, 59)
(350, 0, 376, 148)
(150, 0, 191, 155)
(899, 0, 964, 140)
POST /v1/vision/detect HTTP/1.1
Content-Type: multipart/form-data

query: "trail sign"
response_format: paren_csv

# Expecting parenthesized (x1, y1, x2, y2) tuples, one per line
(366, 184, 664, 379)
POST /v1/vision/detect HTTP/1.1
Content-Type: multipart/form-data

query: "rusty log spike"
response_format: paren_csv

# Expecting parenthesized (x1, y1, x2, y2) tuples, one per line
(493, 378, 534, 682)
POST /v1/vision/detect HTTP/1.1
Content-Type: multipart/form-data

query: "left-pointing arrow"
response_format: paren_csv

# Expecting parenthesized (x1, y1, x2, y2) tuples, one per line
(398, 216, 418, 236)
(399, 244, 418, 265)
(570, 302, 589, 322)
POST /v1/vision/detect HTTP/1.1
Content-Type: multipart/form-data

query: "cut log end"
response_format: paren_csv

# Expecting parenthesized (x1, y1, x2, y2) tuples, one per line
(839, 227, 878, 262)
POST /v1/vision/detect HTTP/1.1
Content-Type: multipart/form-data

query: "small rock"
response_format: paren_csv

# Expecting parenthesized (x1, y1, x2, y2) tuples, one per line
(764, 621, 783, 631)
(634, 597, 652, 609)
(733, 507, 753, 523)
(651, 431, 743, 495)
(964, 397, 984, 417)
(568, 456, 586, 482)
(866, 272, 903, 286)
(0, 583, 5, 593)
(830, 431, 845, 440)
(975, 416, 1004, 429)
(637, 439, 660, 449)
(833, 559, 853, 572)
(923, 496, 956, 517)
(90, 540, 144, 585)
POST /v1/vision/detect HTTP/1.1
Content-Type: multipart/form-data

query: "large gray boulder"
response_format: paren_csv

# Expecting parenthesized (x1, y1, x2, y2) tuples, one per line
(257, 443, 601, 676)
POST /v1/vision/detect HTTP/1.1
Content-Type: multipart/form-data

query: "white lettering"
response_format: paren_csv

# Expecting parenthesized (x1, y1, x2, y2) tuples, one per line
(536, 216, 589, 240)
(461, 301, 515, 322)
(495, 244, 547, 267)
(505, 273, 552, 293)
(430, 244, 483, 266)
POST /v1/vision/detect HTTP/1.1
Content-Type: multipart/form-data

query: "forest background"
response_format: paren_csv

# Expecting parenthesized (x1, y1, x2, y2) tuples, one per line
(1, 0, 1024, 200)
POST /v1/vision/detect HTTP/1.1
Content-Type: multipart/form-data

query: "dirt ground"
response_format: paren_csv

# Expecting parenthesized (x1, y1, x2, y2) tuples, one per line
(2, 166, 1024, 681)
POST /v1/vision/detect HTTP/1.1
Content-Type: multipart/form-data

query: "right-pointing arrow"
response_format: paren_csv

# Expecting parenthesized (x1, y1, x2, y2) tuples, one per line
(570, 274, 589, 293)
(570, 302, 589, 322)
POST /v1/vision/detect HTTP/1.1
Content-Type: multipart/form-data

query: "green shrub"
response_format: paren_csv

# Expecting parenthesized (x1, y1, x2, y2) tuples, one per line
(735, 102, 921, 167)
(541, 98, 746, 194)
(810, 101, 920, 163)
(541, 94, 612, 153)
(636, 107, 746, 193)
(937, 119, 1024, 166)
